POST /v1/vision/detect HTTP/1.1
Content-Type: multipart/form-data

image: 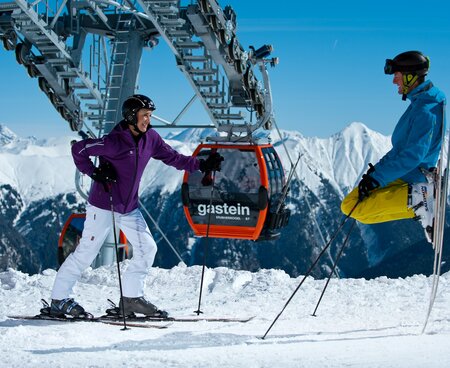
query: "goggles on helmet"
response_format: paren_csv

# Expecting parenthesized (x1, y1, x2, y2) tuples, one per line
(384, 58, 429, 75)
(384, 59, 395, 75)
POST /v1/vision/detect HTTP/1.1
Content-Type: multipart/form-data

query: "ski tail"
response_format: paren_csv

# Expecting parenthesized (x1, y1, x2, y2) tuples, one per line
(423, 101, 448, 333)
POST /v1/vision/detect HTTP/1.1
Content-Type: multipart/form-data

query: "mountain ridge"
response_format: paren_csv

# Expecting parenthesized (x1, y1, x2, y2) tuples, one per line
(0, 122, 390, 203)
(1, 122, 445, 278)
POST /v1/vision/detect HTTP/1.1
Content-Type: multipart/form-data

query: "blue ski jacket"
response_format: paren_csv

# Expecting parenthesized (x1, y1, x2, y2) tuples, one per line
(370, 80, 446, 187)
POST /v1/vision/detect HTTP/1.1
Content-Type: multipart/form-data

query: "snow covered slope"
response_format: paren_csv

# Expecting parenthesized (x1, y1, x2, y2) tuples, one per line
(0, 124, 78, 205)
(0, 265, 449, 367)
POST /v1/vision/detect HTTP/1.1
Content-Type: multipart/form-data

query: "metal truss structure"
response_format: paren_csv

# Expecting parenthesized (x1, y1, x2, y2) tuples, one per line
(0, 0, 279, 138)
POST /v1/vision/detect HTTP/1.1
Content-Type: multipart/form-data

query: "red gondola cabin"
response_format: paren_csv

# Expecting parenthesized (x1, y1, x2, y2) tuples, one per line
(182, 143, 290, 241)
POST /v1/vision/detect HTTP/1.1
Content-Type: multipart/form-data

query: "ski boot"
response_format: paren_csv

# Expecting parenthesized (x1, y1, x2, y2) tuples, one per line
(119, 297, 168, 318)
(49, 298, 92, 319)
(409, 182, 435, 243)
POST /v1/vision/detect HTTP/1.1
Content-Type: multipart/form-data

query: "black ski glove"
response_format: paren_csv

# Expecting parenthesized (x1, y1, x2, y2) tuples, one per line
(358, 163, 379, 200)
(199, 152, 224, 173)
(91, 161, 117, 185)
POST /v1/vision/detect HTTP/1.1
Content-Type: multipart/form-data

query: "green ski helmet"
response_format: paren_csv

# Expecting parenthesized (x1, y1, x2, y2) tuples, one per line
(384, 51, 430, 100)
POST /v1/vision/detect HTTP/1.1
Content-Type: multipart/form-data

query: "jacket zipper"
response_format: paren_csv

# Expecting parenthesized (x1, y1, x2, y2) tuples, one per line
(124, 138, 139, 211)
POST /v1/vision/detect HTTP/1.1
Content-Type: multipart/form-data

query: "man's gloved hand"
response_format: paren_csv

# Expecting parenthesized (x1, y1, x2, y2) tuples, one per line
(199, 152, 224, 173)
(358, 164, 379, 199)
(91, 161, 117, 185)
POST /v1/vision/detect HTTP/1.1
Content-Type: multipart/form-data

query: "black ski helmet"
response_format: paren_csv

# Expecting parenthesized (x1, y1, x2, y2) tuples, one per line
(384, 51, 430, 99)
(122, 94, 156, 125)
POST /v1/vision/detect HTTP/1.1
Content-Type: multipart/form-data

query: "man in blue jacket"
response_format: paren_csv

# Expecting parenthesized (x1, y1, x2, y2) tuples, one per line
(341, 51, 446, 243)
(50, 94, 223, 318)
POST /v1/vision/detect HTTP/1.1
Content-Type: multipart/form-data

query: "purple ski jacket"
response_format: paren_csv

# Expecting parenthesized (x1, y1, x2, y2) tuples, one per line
(72, 121, 200, 214)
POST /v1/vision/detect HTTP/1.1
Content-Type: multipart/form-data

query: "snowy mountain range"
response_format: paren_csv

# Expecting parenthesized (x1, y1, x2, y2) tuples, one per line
(0, 122, 447, 277)
(0, 122, 386, 204)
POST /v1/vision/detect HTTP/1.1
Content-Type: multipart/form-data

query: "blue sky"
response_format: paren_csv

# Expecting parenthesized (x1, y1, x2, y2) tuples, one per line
(1, 0, 449, 139)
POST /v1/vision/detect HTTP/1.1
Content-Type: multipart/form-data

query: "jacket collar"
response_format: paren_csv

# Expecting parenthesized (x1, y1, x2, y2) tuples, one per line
(407, 80, 433, 101)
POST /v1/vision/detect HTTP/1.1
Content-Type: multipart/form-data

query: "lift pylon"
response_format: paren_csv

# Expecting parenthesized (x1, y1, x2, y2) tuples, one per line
(0, 0, 278, 137)
(0, 0, 281, 268)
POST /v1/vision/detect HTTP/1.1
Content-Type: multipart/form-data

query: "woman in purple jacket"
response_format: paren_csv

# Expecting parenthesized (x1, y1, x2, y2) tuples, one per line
(50, 94, 223, 318)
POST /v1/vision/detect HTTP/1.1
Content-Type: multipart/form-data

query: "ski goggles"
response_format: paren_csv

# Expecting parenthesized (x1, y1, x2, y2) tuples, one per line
(384, 59, 395, 75)
(384, 58, 429, 75)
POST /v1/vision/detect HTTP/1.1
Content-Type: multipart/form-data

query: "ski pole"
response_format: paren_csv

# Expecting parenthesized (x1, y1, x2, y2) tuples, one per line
(261, 198, 361, 339)
(311, 219, 356, 317)
(108, 184, 128, 331)
(194, 169, 217, 315)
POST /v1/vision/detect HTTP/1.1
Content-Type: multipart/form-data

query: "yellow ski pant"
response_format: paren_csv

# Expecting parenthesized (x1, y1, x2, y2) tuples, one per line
(341, 179, 416, 224)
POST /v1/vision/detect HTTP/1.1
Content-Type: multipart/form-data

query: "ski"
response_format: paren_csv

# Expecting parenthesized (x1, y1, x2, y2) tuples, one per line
(423, 102, 448, 333)
(103, 300, 254, 323)
(7, 314, 171, 329)
(100, 314, 255, 323)
(8, 301, 254, 328)
(7, 314, 172, 329)
(97, 318, 172, 329)
(7, 312, 254, 326)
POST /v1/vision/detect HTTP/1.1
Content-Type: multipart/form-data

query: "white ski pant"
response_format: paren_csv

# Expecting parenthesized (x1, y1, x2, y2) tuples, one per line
(51, 204, 157, 300)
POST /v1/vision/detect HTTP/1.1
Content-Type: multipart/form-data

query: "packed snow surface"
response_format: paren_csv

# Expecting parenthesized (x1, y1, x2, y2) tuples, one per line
(0, 265, 449, 367)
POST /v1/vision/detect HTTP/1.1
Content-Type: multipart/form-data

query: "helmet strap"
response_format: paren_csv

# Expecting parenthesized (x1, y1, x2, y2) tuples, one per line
(130, 122, 144, 135)
(401, 73, 419, 100)
(129, 120, 151, 136)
